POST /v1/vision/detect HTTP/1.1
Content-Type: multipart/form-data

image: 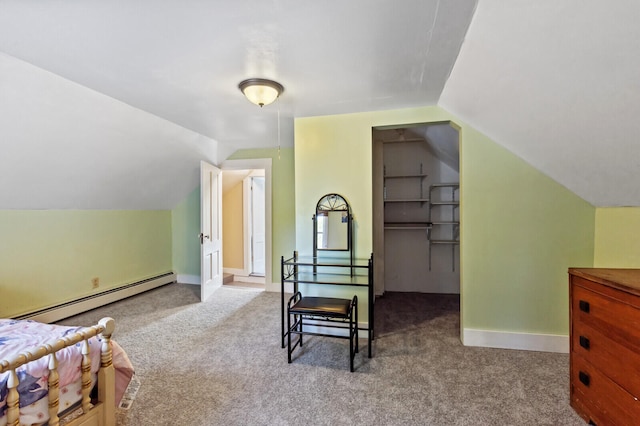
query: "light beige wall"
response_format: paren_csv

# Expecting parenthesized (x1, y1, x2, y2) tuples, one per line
(223, 181, 244, 269)
(594, 207, 640, 267)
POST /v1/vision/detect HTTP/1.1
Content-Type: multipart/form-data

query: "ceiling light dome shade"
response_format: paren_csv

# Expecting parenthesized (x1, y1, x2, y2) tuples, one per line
(238, 78, 284, 107)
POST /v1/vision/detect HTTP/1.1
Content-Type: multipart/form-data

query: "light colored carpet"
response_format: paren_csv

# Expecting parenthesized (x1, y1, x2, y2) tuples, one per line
(59, 284, 585, 426)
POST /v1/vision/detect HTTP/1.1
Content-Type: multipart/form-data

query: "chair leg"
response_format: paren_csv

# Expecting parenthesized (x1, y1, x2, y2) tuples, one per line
(287, 309, 292, 364)
(349, 302, 355, 372)
(355, 297, 359, 354)
(349, 328, 354, 372)
(299, 313, 303, 347)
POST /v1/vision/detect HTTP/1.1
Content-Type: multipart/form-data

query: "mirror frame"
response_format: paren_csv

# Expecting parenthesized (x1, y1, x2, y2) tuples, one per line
(313, 193, 352, 255)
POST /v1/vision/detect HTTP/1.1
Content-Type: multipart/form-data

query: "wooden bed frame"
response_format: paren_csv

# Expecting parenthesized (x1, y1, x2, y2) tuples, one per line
(0, 317, 116, 426)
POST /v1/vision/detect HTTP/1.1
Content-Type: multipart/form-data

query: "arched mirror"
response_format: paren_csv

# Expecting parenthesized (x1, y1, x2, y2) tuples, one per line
(313, 193, 352, 254)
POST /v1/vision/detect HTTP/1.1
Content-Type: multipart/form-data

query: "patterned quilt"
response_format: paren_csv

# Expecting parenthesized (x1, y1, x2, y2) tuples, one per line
(0, 319, 134, 426)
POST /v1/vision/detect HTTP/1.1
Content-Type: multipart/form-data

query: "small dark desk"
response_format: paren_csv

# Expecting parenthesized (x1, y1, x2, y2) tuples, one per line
(280, 251, 374, 358)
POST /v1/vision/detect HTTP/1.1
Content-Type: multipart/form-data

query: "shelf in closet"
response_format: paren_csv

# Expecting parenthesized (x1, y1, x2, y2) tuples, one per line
(430, 201, 459, 206)
(383, 198, 430, 203)
(430, 182, 459, 188)
(430, 240, 460, 245)
(428, 183, 460, 271)
(381, 138, 425, 144)
(383, 173, 429, 179)
(384, 221, 433, 230)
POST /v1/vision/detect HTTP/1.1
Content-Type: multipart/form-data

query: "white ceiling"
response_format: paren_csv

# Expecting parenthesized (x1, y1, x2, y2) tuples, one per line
(0, 0, 476, 209)
(0, 0, 475, 149)
(440, 0, 640, 207)
(1, 0, 638, 209)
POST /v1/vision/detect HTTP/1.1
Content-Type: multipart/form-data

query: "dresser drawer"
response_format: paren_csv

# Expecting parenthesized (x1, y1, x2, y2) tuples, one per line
(570, 391, 607, 426)
(571, 354, 640, 425)
(573, 319, 640, 397)
(572, 282, 640, 353)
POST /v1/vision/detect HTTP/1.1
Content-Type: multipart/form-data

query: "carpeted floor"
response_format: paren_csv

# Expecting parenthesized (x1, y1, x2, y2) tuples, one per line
(59, 284, 585, 425)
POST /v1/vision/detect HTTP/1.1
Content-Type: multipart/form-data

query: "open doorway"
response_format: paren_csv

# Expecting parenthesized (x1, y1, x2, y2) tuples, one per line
(220, 158, 273, 291)
(372, 122, 460, 335)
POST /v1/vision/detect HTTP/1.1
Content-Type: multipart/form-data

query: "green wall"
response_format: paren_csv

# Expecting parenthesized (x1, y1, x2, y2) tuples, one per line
(172, 187, 201, 279)
(295, 106, 595, 336)
(295, 113, 376, 259)
(0, 210, 172, 318)
(594, 207, 640, 267)
(461, 124, 594, 335)
(2, 107, 612, 341)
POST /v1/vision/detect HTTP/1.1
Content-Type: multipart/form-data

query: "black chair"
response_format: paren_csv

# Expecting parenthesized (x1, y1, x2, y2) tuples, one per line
(287, 292, 359, 372)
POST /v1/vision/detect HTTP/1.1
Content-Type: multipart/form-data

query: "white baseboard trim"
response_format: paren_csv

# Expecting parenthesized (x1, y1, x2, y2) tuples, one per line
(18, 272, 176, 323)
(177, 274, 200, 285)
(462, 328, 569, 353)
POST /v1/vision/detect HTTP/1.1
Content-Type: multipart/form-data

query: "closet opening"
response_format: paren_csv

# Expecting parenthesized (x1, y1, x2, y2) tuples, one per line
(372, 122, 460, 336)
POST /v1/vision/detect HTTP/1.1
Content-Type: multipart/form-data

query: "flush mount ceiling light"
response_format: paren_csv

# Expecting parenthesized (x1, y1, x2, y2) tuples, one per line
(238, 78, 284, 107)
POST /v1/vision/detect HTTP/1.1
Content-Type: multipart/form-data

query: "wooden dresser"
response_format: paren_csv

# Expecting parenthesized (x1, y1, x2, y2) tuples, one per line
(569, 268, 640, 425)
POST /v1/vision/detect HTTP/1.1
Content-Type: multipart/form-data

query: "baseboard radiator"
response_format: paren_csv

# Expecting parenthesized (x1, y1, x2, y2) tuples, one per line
(16, 272, 176, 323)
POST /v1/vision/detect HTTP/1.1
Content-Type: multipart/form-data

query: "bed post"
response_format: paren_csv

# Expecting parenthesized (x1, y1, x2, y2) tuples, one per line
(5, 369, 19, 426)
(98, 317, 116, 426)
(48, 352, 61, 426)
(80, 340, 93, 413)
(0, 317, 122, 426)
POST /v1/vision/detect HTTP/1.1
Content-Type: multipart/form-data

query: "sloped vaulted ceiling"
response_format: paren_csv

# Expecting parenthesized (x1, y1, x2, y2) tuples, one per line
(0, 0, 477, 209)
(1, 1, 638, 209)
(440, 0, 640, 207)
(0, 53, 218, 209)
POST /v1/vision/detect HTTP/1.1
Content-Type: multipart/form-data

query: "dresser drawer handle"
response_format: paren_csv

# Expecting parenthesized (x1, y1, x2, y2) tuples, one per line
(579, 371, 590, 387)
(579, 300, 590, 313)
(579, 336, 590, 350)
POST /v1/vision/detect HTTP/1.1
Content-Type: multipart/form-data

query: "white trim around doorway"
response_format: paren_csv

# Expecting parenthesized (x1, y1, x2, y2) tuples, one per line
(221, 158, 274, 291)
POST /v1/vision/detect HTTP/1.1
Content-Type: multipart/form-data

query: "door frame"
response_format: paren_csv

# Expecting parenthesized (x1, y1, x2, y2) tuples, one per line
(245, 172, 266, 277)
(221, 158, 274, 291)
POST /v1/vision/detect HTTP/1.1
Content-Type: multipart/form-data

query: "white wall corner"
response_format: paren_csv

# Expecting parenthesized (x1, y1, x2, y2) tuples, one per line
(177, 274, 201, 285)
(462, 328, 569, 353)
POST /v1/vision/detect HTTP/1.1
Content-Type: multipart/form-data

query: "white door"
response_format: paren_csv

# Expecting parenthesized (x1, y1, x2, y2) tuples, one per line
(251, 176, 265, 276)
(200, 161, 222, 301)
